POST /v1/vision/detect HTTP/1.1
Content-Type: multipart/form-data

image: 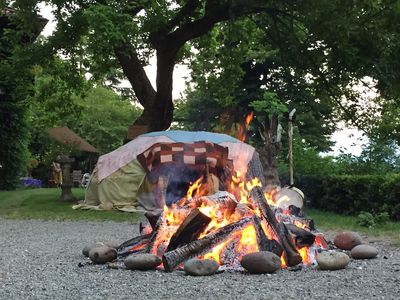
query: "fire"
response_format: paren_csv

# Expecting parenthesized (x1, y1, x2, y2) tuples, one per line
(237, 112, 254, 142)
(150, 170, 326, 270)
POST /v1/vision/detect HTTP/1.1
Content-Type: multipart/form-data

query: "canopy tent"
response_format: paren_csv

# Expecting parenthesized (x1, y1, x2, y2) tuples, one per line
(74, 130, 262, 212)
(47, 127, 99, 153)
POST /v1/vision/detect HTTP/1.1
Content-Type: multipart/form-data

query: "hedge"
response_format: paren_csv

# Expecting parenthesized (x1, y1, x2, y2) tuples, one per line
(296, 174, 400, 220)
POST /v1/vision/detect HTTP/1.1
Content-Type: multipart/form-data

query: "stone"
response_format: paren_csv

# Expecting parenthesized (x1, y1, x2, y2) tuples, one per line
(104, 240, 121, 249)
(124, 254, 162, 270)
(240, 251, 281, 274)
(351, 244, 379, 259)
(333, 231, 363, 250)
(316, 251, 350, 270)
(82, 242, 104, 257)
(88, 246, 117, 264)
(184, 258, 219, 276)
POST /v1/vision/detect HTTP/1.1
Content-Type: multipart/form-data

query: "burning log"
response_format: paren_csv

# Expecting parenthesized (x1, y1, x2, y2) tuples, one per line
(166, 208, 211, 252)
(252, 215, 283, 256)
(146, 214, 165, 254)
(249, 186, 302, 266)
(162, 217, 253, 272)
(117, 233, 151, 258)
(285, 223, 316, 247)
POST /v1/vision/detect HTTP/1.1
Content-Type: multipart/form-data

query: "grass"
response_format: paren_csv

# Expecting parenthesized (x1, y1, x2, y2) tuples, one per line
(0, 188, 143, 223)
(306, 208, 400, 245)
(0, 188, 399, 243)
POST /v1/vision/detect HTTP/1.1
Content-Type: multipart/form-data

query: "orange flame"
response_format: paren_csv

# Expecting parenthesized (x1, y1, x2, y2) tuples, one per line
(150, 170, 326, 269)
(237, 112, 254, 142)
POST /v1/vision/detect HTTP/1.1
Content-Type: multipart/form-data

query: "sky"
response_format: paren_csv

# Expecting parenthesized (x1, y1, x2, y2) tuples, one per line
(38, 5, 367, 157)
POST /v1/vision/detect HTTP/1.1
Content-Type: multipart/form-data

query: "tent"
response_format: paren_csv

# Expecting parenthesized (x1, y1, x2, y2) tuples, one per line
(73, 130, 263, 212)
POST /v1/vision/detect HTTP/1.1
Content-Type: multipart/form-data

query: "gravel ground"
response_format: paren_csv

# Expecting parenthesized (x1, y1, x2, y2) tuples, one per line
(1, 218, 399, 300)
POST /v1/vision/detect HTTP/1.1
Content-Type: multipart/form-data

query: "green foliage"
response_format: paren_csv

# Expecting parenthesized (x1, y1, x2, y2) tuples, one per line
(0, 5, 44, 189)
(357, 211, 390, 228)
(298, 174, 400, 220)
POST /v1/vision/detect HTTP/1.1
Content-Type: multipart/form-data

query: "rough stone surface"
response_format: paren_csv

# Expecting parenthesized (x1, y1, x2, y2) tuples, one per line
(334, 231, 363, 250)
(82, 242, 104, 257)
(351, 244, 379, 259)
(124, 254, 161, 270)
(184, 258, 219, 276)
(88, 246, 117, 264)
(1, 219, 400, 300)
(317, 251, 350, 270)
(104, 240, 121, 249)
(240, 251, 281, 274)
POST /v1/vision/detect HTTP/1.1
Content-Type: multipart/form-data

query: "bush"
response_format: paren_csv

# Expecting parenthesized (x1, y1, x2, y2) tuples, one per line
(298, 174, 400, 220)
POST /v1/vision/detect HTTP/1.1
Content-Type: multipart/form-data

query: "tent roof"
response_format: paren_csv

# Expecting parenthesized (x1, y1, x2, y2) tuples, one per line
(142, 130, 240, 144)
(47, 127, 99, 153)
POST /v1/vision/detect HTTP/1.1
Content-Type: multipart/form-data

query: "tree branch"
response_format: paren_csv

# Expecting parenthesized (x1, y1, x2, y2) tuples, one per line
(114, 45, 156, 107)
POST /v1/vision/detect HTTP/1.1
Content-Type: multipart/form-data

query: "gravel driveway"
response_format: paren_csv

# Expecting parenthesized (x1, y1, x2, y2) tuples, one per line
(1, 218, 399, 300)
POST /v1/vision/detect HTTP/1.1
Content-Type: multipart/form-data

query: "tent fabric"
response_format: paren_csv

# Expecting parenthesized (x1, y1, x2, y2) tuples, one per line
(96, 130, 254, 182)
(77, 130, 258, 212)
(73, 159, 151, 212)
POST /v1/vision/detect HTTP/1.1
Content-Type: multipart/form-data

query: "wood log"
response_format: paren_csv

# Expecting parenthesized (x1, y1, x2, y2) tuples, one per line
(252, 215, 283, 256)
(166, 208, 211, 252)
(249, 186, 302, 267)
(162, 217, 253, 272)
(117, 234, 152, 258)
(285, 223, 316, 247)
(146, 213, 165, 254)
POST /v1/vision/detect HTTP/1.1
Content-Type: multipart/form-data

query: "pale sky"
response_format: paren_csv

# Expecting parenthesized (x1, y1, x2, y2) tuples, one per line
(38, 4, 367, 157)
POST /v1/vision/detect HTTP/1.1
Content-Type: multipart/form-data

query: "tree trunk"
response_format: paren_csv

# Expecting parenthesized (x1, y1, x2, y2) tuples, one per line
(257, 114, 281, 186)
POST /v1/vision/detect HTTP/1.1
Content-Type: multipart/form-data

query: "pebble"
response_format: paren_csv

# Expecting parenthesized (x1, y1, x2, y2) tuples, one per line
(333, 232, 362, 250)
(88, 246, 117, 264)
(317, 251, 350, 270)
(184, 258, 219, 276)
(240, 251, 281, 274)
(351, 244, 379, 259)
(124, 253, 162, 270)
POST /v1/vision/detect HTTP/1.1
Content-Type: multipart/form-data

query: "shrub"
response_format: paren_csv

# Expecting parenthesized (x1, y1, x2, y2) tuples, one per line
(298, 174, 400, 220)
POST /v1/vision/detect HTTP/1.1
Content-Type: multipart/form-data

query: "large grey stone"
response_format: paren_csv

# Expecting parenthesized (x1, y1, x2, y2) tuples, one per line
(184, 258, 219, 276)
(351, 244, 379, 259)
(88, 245, 117, 264)
(333, 231, 363, 250)
(124, 253, 162, 270)
(240, 251, 281, 274)
(317, 251, 350, 270)
(82, 242, 104, 257)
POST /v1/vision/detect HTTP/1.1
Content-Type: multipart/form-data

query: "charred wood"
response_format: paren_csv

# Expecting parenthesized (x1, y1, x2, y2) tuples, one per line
(253, 215, 283, 257)
(117, 234, 151, 258)
(285, 223, 316, 247)
(166, 208, 211, 252)
(146, 213, 165, 254)
(162, 217, 253, 272)
(249, 186, 302, 267)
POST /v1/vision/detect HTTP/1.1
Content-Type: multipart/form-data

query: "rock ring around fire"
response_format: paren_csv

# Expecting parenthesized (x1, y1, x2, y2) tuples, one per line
(124, 253, 162, 270)
(184, 258, 219, 276)
(240, 251, 282, 274)
(88, 246, 117, 264)
(351, 245, 379, 259)
(316, 251, 350, 270)
(333, 231, 363, 250)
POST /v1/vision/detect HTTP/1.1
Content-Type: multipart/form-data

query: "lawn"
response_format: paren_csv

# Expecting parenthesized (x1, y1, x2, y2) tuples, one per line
(0, 188, 399, 244)
(0, 188, 143, 223)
